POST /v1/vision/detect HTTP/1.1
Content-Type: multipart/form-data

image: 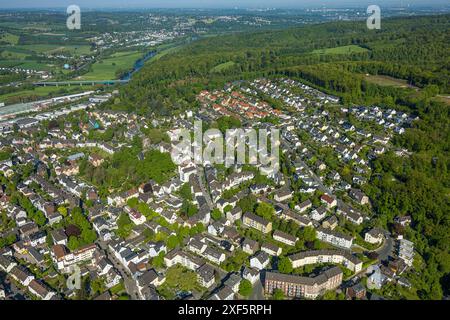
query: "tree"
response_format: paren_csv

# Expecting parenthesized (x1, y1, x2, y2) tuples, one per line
(272, 289, 285, 300)
(239, 279, 253, 297)
(117, 213, 133, 238)
(0, 233, 16, 249)
(179, 183, 192, 201)
(57, 206, 68, 217)
(181, 200, 198, 217)
(152, 252, 165, 269)
(211, 209, 222, 221)
(255, 202, 275, 220)
(68, 236, 80, 251)
(278, 257, 293, 274)
(238, 196, 257, 213)
(216, 116, 241, 133)
(298, 226, 316, 242)
(322, 290, 337, 300)
(90, 277, 105, 295)
(167, 235, 179, 250)
(32, 211, 46, 226)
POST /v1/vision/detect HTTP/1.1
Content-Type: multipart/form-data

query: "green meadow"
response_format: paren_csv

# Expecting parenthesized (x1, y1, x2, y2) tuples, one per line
(79, 51, 142, 80)
(312, 45, 369, 55)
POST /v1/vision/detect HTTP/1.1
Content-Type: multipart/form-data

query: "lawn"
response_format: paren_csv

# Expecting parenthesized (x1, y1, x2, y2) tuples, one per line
(79, 51, 142, 80)
(109, 281, 126, 295)
(312, 45, 369, 55)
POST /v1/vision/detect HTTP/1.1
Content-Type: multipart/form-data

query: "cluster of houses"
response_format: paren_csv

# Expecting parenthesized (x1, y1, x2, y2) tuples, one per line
(197, 88, 284, 121)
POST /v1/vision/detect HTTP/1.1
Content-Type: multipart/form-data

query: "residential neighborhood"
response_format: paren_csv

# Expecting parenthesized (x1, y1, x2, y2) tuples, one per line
(0, 77, 419, 301)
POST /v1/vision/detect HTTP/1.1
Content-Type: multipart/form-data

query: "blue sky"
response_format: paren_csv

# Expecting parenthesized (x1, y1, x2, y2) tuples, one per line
(1, 0, 449, 9)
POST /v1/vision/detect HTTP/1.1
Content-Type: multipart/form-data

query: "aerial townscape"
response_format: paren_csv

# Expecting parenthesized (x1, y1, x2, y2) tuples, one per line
(0, 1, 448, 303)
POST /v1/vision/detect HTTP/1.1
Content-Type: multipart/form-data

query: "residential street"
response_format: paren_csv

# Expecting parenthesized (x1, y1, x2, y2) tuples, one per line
(296, 159, 333, 195)
(197, 168, 214, 209)
(97, 241, 140, 300)
(376, 236, 394, 261)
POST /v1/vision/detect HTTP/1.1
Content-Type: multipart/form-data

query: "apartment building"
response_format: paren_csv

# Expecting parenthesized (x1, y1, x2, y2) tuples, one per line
(242, 212, 272, 234)
(264, 267, 343, 299)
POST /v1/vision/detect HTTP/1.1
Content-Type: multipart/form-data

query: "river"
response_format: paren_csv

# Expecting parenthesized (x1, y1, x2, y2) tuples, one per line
(119, 50, 157, 81)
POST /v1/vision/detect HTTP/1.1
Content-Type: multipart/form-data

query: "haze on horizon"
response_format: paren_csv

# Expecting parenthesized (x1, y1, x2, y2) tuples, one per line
(1, 0, 449, 9)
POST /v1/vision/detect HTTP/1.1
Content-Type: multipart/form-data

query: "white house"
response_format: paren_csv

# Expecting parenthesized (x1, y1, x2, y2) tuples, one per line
(250, 251, 270, 270)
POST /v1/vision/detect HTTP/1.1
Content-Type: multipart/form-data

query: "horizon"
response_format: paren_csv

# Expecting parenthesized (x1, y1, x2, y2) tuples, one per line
(1, 0, 450, 10)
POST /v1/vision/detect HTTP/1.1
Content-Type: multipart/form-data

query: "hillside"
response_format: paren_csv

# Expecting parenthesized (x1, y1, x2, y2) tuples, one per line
(113, 14, 448, 115)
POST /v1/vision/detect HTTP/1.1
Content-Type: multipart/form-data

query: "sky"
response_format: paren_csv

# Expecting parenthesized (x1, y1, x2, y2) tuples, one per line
(0, 0, 449, 9)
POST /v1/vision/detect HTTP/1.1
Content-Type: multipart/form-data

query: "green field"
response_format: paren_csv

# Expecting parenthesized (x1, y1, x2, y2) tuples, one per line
(312, 45, 369, 55)
(79, 51, 142, 80)
(0, 32, 19, 45)
(364, 74, 417, 88)
(14, 44, 92, 55)
(0, 50, 29, 60)
(151, 45, 184, 62)
(210, 61, 236, 73)
(0, 85, 98, 105)
(0, 59, 56, 71)
(0, 44, 91, 72)
(435, 95, 450, 105)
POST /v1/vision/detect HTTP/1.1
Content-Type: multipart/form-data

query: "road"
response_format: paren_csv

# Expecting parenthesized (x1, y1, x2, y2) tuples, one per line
(375, 236, 394, 261)
(97, 241, 140, 300)
(249, 277, 265, 300)
(196, 168, 214, 209)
